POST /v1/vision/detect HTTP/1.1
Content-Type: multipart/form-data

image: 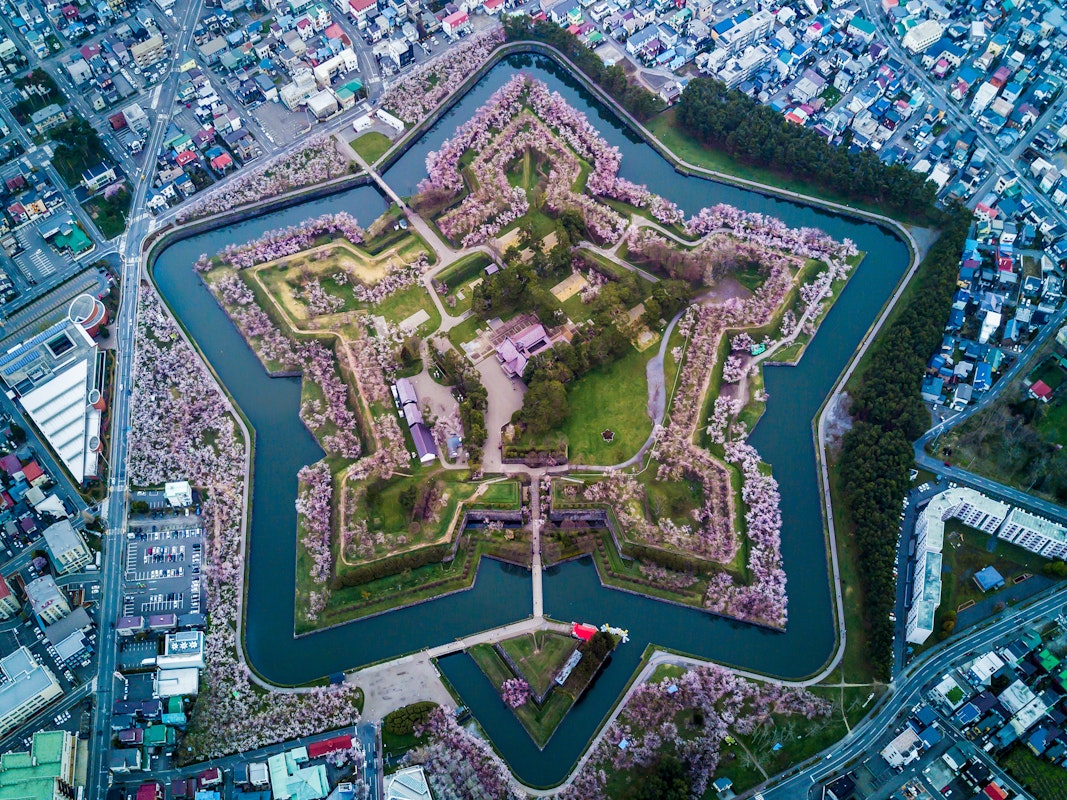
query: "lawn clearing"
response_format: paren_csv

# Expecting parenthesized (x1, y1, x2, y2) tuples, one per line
(498, 631, 577, 697)
(351, 131, 393, 164)
(563, 345, 653, 465)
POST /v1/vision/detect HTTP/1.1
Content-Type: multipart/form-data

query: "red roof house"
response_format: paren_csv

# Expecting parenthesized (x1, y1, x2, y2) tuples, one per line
(307, 734, 353, 758)
(210, 152, 234, 171)
(0, 454, 21, 476)
(983, 784, 1008, 800)
(1030, 380, 1053, 402)
(21, 461, 44, 484)
(109, 112, 127, 130)
(572, 622, 597, 641)
(135, 784, 162, 800)
(175, 150, 197, 167)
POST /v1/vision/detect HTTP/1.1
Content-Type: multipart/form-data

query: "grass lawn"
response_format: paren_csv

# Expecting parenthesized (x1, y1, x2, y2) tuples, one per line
(499, 631, 577, 697)
(373, 282, 442, 336)
(1002, 745, 1067, 800)
(468, 642, 576, 749)
(645, 109, 919, 225)
(476, 480, 521, 509)
(446, 314, 488, 352)
(357, 469, 479, 558)
(437, 252, 493, 290)
(563, 345, 653, 465)
(925, 524, 1045, 647)
(350, 131, 393, 165)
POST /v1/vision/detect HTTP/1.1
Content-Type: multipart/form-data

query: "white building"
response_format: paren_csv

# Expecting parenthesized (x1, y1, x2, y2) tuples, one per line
(165, 481, 192, 508)
(716, 9, 774, 55)
(997, 507, 1067, 559)
(902, 19, 943, 53)
(0, 319, 104, 484)
(0, 648, 62, 736)
(42, 519, 92, 574)
(906, 488, 1009, 644)
(385, 766, 433, 800)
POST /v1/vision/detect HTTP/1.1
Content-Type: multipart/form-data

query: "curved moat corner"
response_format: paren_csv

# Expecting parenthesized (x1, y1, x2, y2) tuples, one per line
(147, 54, 911, 786)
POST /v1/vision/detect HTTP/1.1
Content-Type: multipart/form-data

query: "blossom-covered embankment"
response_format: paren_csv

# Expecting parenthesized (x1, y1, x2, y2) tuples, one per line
(129, 287, 362, 760)
(561, 664, 832, 798)
(177, 135, 355, 222)
(380, 28, 505, 123)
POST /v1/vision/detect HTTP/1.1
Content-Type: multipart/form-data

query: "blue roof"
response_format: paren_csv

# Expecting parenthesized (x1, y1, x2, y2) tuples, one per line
(915, 705, 937, 726)
(919, 725, 942, 747)
(974, 565, 1005, 591)
(955, 703, 980, 725)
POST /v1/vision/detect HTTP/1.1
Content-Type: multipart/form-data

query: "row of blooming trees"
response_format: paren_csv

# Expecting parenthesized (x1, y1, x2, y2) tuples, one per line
(561, 664, 832, 798)
(379, 28, 505, 123)
(199, 212, 365, 271)
(177, 136, 354, 222)
(128, 287, 362, 760)
(296, 462, 334, 619)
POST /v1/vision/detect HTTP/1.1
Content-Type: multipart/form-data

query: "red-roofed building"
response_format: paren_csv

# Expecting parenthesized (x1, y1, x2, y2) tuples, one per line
(21, 461, 45, 486)
(175, 150, 197, 167)
(136, 783, 162, 800)
(983, 784, 1007, 800)
(109, 112, 127, 130)
(324, 23, 349, 44)
(1030, 380, 1053, 402)
(1, 492, 13, 510)
(210, 152, 234, 172)
(442, 10, 468, 34)
(4, 175, 25, 193)
(572, 622, 597, 641)
(484, 0, 504, 12)
(307, 734, 353, 758)
(998, 254, 1013, 272)
(0, 574, 19, 619)
(199, 767, 222, 787)
(348, 0, 377, 22)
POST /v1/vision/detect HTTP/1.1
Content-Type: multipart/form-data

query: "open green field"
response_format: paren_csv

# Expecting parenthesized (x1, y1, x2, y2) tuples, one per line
(1002, 745, 1067, 800)
(350, 131, 393, 164)
(436, 252, 493, 290)
(925, 524, 1044, 647)
(475, 480, 522, 509)
(645, 109, 912, 223)
(499, 631, 577, 697)
(468, 642, 574, 748)
(562, 345, 653, 465)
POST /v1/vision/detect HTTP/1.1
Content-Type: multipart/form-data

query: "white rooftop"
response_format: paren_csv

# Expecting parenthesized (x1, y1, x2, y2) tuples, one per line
(19, 357, 100, 483)
(1003, 507, 1067, 542)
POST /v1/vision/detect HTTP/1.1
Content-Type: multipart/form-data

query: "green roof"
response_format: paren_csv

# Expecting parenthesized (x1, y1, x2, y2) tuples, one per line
(54, 224, 92, 254)
(0, 731, 71, 800)
(1036, 648, 1060, 672)
(143, 724, 175, 746)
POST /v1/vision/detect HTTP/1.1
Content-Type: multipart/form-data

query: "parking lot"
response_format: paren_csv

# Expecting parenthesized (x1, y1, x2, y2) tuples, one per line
(123, 518, 204, 618)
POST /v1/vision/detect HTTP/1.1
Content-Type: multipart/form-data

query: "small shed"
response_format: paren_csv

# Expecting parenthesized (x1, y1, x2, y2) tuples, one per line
(973, 566, 1005, 592)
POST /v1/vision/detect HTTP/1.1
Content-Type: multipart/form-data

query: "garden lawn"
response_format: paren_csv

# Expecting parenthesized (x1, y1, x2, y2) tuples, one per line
(563, 345, 653, 465)
(436, 252, 492, 290)
(1002, 745, 1067, 800)
(83, 187, 131, 240)
(468, 642, 576, 749)
(373, 282, 442, 336)
(499, 631, 577, 697)
(476, 480, 521, 509)
(351, 131, 393, 164)
(645, 110, 913, 224)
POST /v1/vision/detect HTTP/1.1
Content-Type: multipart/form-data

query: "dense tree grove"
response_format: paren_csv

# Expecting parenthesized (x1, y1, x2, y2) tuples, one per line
(503, 17, 666, 121)
(675, 79, 940, 222)
(437, 349, 489, 470)
(838, 207, 970, 677)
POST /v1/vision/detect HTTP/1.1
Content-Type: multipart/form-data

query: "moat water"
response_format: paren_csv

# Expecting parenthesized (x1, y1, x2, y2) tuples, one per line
(151, 54, 910, 786)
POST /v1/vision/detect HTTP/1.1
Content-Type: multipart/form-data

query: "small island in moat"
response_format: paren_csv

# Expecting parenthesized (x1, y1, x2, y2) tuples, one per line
(194, 73, 862, 642)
